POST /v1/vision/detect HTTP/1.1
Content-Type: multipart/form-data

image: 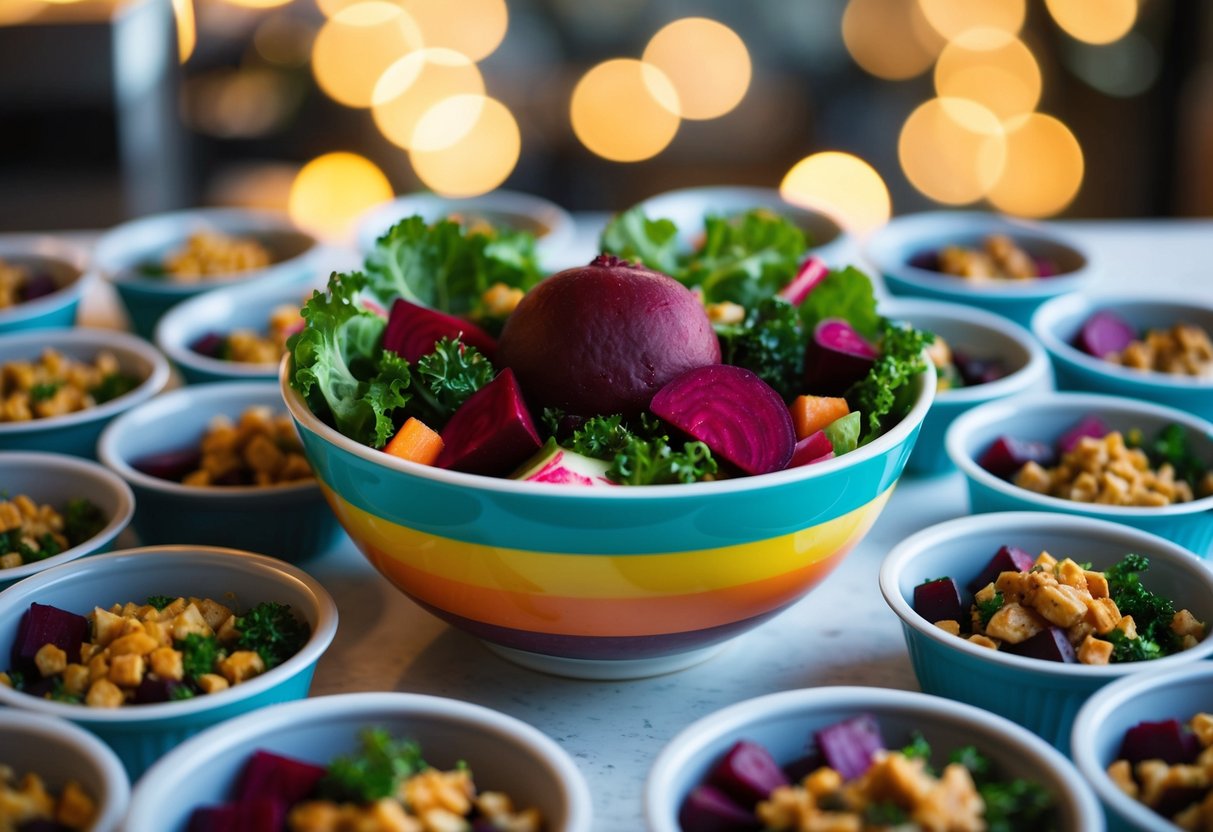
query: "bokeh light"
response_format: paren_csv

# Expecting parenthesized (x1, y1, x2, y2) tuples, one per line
(780, 152, 892, 235)
(987, 113, 1084, 217)
(289, 152, 394, 241)
(253, 14, 315, 68)
(221, 0, 291, 9)
(312, 2, 423, 109)
(399, 0, 509, 63)
(842, 0, 945, 81)
(173, 0, 196, 63)
(1045, 0, 1137, 45)
(899, 97, 1007, 205)
(934, 29, 1041, 122)
(372, 48, 484, 151)
(315, 0, 359, 17)
(0, 0, 44, 26)
(641, 18, 750, 120)
(411, 95, 521, 196)
(570, 59, 681, 162)
(917, 0, 1025, 39)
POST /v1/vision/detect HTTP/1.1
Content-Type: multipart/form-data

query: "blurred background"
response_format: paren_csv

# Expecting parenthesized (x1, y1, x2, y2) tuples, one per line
(1, 0, 1211, 240)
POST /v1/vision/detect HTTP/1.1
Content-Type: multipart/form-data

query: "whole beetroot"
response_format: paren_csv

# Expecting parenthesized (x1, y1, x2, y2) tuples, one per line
(495, 255, 720, 419)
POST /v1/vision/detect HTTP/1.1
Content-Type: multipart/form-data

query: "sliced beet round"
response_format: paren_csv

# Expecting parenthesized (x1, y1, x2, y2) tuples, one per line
(650, 365, 796, 477)
(383, 298, 497, 364)
(435, 368, 542, 476)
(804, 318, 878, 396)
(1077, 310, 1135, 359)
(236, 749, 327, 806)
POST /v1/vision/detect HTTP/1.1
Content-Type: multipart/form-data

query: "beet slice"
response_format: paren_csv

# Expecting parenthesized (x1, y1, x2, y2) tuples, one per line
(12, 603, 88, 669)
(132, 677, 190, 704)
(977, 436, 1054, 480)
(678, 785, 761, 832)
(1034, 257, 1059, 278)
(1118, 720, 1201, 766)
(706, 740, 790, 807)
(908, 251, 940, 271)
(187, 800, 285, 832)
(236, 750, 327, 806)
(1056, 415, 1109, 456)
(383, 299, 497, 363)
(953, 351, 1007, 386)
(777, 257, 828, 306)
(914, 577, 964, 624)
(131, 447, 203, 483)
(788, 430, 834, 468)
(1154, 787, 1206, 819)
(782, 752, 823, 784)
(650, 365, 796, 477)
(1077, 310, 1136, 359)
(190, 333, 227, 359)
(21, 273, 58, 302)
(814, 714, 885, 780)
(803, 319, 879, 396)
(1003, 627, 1077, 663)
(435, 368, 542, 476)
(966, 545, 1036, 595)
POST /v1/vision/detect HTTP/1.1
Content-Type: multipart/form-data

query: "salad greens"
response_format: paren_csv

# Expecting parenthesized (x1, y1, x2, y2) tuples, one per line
(318, 728, 428, 803)
(1105, 553, 1180, 662)
(235, 601, 311, 670)
(568, 414, 718, 485)
(1127, 423, 1208, 492)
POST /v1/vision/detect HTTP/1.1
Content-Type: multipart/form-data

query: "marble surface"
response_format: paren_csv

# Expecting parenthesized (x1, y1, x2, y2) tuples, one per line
(39, 217, 1213, 829)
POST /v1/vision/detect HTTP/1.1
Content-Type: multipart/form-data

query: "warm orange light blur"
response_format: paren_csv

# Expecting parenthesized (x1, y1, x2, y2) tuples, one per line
(312, 2, 423, 109)
(899, 97, 1007, 205)
(411, 96, 521, 197)
(372, 48, 485, 151)
(780, 152, 892, 235)
(289, 152, 394, 242)
(987, 113, 1084, 217)
(0, 0, 43, 25)
(642, 18, 750, 120)
(842, 0, 945, 81)
(570, 59, 681, 162)
(399, 0, 509, 62)
(935, 29, 1040, 122)
(220, 0, 291, 8)
(917, 0, 1024, 39)
(253, 14, 315, 68)
(172, 0, 196, 63)
(1045, 0, 1136, 45)
(315, 0, 359, 17)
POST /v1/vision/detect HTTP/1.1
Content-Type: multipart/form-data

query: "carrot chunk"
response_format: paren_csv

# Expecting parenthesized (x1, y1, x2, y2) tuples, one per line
(384, 417, 444, 465)
(790, 395, 850, 440)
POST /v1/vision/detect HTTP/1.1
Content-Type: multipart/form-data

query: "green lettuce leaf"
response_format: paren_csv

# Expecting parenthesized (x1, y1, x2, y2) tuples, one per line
(599, 207, 681, 275)
(799, 265, 881, 341)
(823, 411, 860, 455)
(681, 210, 807, 306)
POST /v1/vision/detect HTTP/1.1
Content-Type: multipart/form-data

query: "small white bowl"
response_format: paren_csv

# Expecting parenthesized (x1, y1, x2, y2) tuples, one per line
(124, 691, 593, 832)
(0, 709, 130, 832)
(1072, 663, 1213, 832)
(646, 686, 1103, 832)
(635, 185, 851, 266)
(356, 190, 576, 270)
(0, 235, 94, 334)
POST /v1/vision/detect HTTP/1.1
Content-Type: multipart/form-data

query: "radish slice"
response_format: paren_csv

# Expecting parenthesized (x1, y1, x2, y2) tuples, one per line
(804, 318, 878, 396)
(777, 257, 828, 306)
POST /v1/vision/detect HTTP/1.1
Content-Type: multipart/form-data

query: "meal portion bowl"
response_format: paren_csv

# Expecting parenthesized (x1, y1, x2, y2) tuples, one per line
(883, 298, 1052, 475)
(646, 685, 1104, 832)
(0, 452, 134, 592)
(1072, 663, 1213, 832)
(123, 691, 592, 832)
(155, 277, 317, 386)
(945, 391, 1213, 555)
(0, 709, 131, 832)
(282, 358, 935, 680)
(880, 511, 1213, 751)
(865, 210, 1095, 326)
(93, 208, 317, 338)
(1032, 293, 1213, 421)
(97, 381, 344, 562)
(0, 327, 171, 458)
(0, 546, 338, 778)
(356, 189, 576, 271)
(0, 235, 93, 334)
(635, 185, 850, 266)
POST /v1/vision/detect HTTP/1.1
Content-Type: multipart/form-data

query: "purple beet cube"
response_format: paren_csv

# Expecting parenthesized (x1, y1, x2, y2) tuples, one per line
(1056, 416, 1110, 456)
(190, 332, 227, 359)
(953, 351, 1008, 386)
(1003, 627, 1077, 663)
(678, 784, 761, 832)
(966, 546, 1037, 595)
(1154, 786, 1207, 819)
(914, 578, 964, 625)
(814, 714, 885, 780)
(187, 799, 285, 832)
(12, 603, 89, 669)
(908, 251, 941, 272)
(978, 436, 1054, 480)
(781, 752, 823, 784)
(1118, 720, 1201, 766)
(21, 273, 58, 302)
(236, 750, 326, 806)
(706, 740, 789, 807)
(131, 447, 203, 483)
(132, 676, 189, 704)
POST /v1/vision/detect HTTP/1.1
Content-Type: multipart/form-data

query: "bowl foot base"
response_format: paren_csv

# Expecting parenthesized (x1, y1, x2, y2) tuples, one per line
(481, 641, 730, 680)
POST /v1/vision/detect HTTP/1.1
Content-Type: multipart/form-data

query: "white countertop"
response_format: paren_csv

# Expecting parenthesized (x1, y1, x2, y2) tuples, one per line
(42, 217, 1213, 829)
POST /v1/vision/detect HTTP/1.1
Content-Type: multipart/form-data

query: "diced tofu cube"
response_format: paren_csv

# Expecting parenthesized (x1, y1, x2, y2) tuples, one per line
(108, 631, 159, 658)
(217, 650, 265, 685)
(1084, 571, 1109, 599)
(87, 654, 109, 684)
(967, 634, 999, 650)
(994, 571, 1029, 602)
(91, 607, 126, 647)
(1191, 713, 1213, 749)
(1085, 597, 1122, 634)
(1077, 635, 1113, 665)
(1054, 559, 1088, 591)
(171, 604, 212, 641)
(34, 643, 67, 678)
(148, 647, 184, 681)
(85, 679, 124, 708)
(119, 617, 146, 637)
(56, 780, 97, 828)
(933, 620, 961, 636)
(216, 614, 240, 644)
(1034, 550, 1057, 569)
(1115, 615, 1138, 640)
(1107, 760, 1137, 798)
(197, 673, 229, 694)
(143, 619, 171, 647)
(61, 664, 90, 697)
(985, 603, 1046, 644)
(973, 583, 998, 605)
(195, 599, 233, 632)
(108, 654, 144, 688)
(1171, 609, 1206, 639)
(1032, 584, 1088, 628)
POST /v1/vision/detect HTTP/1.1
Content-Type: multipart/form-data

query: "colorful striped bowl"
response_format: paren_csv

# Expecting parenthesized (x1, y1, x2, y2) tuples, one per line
(281, 360, 935, 679)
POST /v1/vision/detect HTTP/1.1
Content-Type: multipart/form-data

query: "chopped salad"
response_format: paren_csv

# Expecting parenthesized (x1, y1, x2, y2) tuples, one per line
(138, 232, 272, 280)
(0, 766, 95, 830)
(1108, 711, 1213, 828)
(0, 495, 106, 569)
(0, 348, 140, 423)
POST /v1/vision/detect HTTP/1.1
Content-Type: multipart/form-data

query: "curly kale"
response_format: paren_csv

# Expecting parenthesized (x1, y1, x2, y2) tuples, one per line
(975, 591, 1005, 627)
(1129, 423, 1208, 492)
(716, 296, 807, 401)
(397, 337, 494, 431)
(90, 373, 140, 405)
(145, 595, 175, 611)
(947, 745, 1056, 832)
(29, 381, 62, 403)
(1104, 553, 1184, 660)
(318, 728, 427, 803)
(569, 415, 717, 485)
(845, 320, 934, 445)
(63, 498, 107, 547)
(179, 633, 223, 682)
(235, 602, 310, 670)
(0, 529, 61, 563)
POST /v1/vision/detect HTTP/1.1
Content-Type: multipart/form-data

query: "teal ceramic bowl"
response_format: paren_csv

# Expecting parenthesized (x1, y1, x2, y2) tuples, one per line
(883, 298, 1052, 476)
(1072, 663, 1213, 832)
(879, 511, 1213, 752)
(865, 211, 1095, 326)
(0, 452, 134, 592)
(0, 709, 130, 832)
(97, 381, 344, 562)
(1032, 293, 1213, 421)
(0, 546, 338, 778)
(281, 359, 935, 680)
(945, 392, 1213, 555)
(647, 686, 1104, 832)
(124, 692, 593, 832)
(155, 278, 317, 386)
(0, 236, 93, 334)
(93, 208, 317, 338)
(635, 185, 851, 267)
(356, 189, 576, 271)
(0, 328, 171, 458)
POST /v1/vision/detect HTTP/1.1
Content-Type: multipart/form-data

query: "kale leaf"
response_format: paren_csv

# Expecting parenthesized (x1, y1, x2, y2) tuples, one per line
(318, 728, 427, 803)
(845, 320, 934, 445)
(90, 373, 140, 405)
(599, 207, 682, 276)
(401, 337, 495, 430)
(1104, 553, 1183, 659)
(976, 591, 1005, 627)
(681, 210, 807, 306)
(798, 265, 882, 341)
(179, 633, 223, 682)
(715, 296, 806, 401)
(235, 602, 310, 670)
(570, 415, 717, 485)
(63, 498, 107, 548)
